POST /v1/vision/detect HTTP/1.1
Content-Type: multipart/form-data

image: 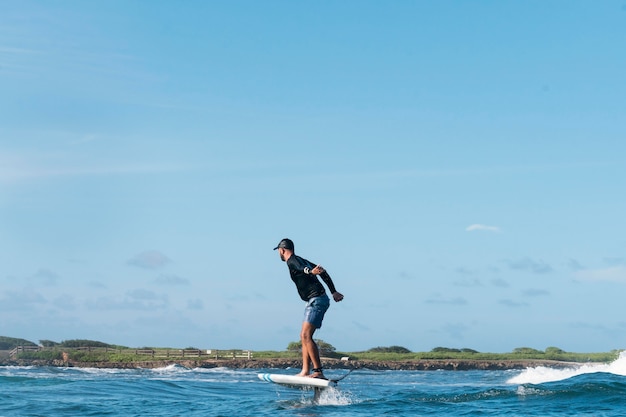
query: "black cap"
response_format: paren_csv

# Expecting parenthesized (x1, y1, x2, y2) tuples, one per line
(273, 238, 294, 251)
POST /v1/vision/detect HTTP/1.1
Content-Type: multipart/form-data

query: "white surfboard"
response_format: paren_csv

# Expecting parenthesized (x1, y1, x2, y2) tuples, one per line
(258, 373, 337, 389)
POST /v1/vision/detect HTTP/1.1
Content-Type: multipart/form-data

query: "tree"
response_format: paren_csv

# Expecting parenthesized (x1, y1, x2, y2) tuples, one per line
(286, 340, 336, 354)
(287, 341, 301, 352)
(431, 347, 461, 353)
(368, 346, 412, 354)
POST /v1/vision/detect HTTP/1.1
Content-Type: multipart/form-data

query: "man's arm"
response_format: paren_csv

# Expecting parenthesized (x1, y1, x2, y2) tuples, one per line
(311, 265, 344, 302)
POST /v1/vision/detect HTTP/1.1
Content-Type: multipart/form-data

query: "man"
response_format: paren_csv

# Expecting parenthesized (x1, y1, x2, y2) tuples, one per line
(274, 238, 344, 379)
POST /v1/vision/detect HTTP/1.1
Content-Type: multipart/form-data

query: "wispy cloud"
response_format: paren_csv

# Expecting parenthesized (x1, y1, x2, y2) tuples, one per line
(187, 299, 204, 310)
(453, 278, 483, 288)
(86, 291, 169, 311)
(576, 266, 626, 283)
(0, 148, 186, 185)
(0, 289, 47, 311)
(567, 258, 585, 271)
(52, 294, 77, 311)
(466, 224, 501, 233)
(154, 274, 189, 286)
(127, 250, 171, 270)
(1, 161, 184, 183)
(499, 299, 529, 308)
(30, 268, 60, 286)
(603, 257, 625, 266)
(425, 295, 468, 306)
(490, 278, 510, 288)
(522, 288, 550, 297)
(442, 322, 468, 340)
(506, 257, 553, 274)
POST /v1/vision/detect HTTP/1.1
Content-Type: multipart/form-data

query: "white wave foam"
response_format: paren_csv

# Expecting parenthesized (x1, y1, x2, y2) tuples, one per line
(507, 351, 626, 385)
(192, 366, 236, 374)
(151, 364, 190, 374)
(76, 366, 136, 374)
(316, 387, 355, 406)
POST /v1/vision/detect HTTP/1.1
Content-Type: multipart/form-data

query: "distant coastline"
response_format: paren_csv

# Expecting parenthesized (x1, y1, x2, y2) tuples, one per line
(0, 357, 583, 371)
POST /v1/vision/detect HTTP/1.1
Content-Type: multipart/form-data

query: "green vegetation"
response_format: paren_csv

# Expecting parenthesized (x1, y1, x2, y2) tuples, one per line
(287, 339, 337, 356)
(0, 336, 37, 350)
(2, 336, 621, 364)
(57, 339, 121, 348)
(255, 345, 620, 363)
(17, 350, 63, 361)
(368, 346, 412, 354)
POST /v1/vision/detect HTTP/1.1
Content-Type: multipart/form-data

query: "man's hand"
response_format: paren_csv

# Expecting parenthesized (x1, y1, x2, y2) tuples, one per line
(311, 265, 325, 275)
(332, 292, 344, 302)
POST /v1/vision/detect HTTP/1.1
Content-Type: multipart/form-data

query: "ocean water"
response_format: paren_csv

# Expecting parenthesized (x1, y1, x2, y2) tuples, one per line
(2, 353, 626, 416)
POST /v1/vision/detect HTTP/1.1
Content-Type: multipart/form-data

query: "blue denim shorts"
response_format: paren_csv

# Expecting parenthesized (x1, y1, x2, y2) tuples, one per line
(303, 295, 330, 328)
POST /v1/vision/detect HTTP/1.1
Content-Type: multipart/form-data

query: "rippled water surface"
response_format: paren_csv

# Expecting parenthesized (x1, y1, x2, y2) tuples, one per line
(2, 355, 626, 416)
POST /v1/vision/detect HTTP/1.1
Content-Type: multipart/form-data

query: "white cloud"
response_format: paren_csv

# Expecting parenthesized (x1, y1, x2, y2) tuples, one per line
(576, 266, 626, 283)
(465, 224, 501, 233)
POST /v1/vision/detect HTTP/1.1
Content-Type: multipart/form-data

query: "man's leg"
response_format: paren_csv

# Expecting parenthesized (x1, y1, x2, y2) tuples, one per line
(300, 321, 324, 378)
(296, 322, 314, 376)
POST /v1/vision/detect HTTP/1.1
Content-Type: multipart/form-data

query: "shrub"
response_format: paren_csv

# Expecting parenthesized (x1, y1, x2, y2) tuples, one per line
(59, 339, 112, 348)
(512, 347, 543, 355)
(432, 347, 461, 353)
(368, 346, 412, 354)
(18, 350, 62, 361)
(286, 340, 336, 354)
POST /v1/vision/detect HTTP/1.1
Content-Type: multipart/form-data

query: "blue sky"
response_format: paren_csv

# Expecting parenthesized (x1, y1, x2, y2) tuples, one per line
(1, 1, 625, 353)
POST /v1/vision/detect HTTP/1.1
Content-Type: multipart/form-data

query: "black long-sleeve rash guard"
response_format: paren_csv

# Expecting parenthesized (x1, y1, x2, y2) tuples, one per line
(286, 254, 338, 302)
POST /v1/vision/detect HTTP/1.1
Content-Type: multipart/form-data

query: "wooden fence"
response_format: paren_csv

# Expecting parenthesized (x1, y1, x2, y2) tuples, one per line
(9, 346, 253, 360)
(9, 346, 41, 357)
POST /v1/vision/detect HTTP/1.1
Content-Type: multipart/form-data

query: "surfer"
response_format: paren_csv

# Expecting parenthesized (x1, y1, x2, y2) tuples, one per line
(274, 238, 344, 379)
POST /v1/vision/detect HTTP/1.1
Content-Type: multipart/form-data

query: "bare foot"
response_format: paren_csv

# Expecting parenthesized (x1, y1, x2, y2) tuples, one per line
(295, 371, 309, 377)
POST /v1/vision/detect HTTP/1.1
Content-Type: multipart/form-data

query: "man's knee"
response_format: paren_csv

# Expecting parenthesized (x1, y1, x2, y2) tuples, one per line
(300, 323, 315, 342)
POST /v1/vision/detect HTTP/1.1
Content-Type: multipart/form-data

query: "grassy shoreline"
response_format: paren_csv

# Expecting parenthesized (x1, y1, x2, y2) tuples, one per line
(2, 348, 620, 370)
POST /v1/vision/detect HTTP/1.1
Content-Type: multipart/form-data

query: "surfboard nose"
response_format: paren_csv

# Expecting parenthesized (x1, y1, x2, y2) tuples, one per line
(258, 373, 272, 382)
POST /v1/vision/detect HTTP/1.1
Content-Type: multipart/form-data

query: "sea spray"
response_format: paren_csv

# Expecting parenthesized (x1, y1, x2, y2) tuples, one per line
(507, 350, 626, 385)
